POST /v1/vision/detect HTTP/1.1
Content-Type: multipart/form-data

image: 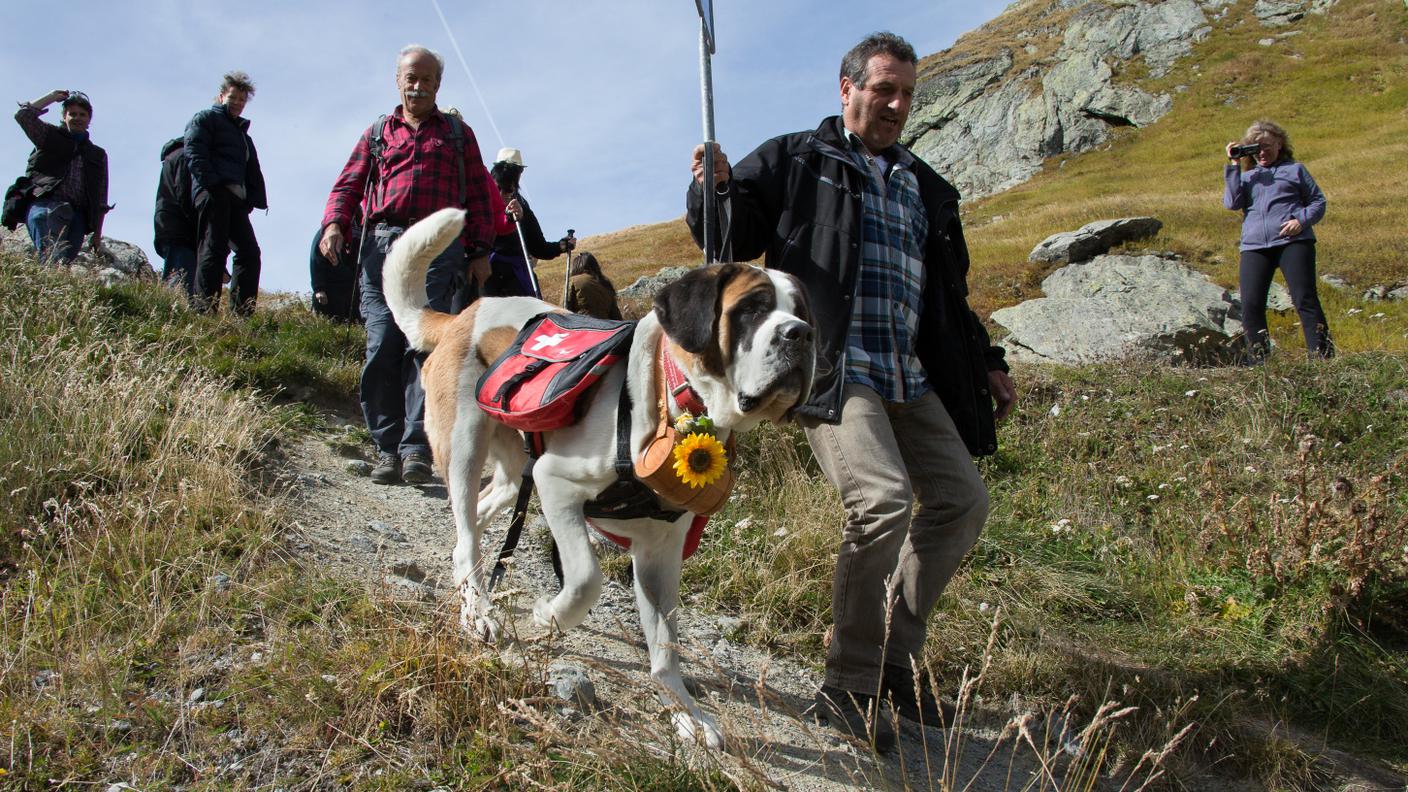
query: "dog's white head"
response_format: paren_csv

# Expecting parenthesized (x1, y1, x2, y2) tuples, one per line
(653, 263, 815, 430)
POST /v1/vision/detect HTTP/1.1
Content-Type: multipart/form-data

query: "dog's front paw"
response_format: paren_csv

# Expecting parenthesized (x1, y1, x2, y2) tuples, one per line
(673, 711, 725, 750)
(531, 598, 560, 631)
(460, 604, 503, 644)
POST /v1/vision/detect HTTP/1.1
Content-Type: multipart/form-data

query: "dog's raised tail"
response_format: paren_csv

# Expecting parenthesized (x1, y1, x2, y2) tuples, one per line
(382, 207, 466, 352)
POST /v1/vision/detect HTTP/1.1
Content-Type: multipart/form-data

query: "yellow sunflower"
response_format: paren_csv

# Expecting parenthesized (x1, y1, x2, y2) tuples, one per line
(672, 432, 728, 488)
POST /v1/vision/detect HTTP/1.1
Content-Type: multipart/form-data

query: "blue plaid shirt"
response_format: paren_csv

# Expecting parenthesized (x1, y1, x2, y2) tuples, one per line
(841, 132, 930, 403)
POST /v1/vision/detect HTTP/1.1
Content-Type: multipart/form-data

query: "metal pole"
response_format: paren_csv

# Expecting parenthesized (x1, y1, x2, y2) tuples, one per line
(699, 17, 716, 266)
(511, 212, 542, 299)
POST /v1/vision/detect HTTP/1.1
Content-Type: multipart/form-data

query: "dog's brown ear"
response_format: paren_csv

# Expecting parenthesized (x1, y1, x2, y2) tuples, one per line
(654, 264, 738, 355)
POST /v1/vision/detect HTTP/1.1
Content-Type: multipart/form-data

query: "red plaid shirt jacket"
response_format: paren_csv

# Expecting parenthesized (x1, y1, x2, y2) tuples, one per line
(322, 106, 495, 255)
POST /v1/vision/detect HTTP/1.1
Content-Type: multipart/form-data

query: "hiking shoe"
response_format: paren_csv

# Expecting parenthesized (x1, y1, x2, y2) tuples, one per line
(401, 452, 434, 484)
(370, 452, 401, 485)
(882, 664, 956, 727)
(814, 685, 896, 753)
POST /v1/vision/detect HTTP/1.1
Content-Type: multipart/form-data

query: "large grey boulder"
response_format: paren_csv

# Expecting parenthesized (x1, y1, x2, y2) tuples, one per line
(1061, 0, 1211, 78)
(1029, 217, 1164, 264)
(83, 238, 155, 281)
(993, 253, 1242, 365)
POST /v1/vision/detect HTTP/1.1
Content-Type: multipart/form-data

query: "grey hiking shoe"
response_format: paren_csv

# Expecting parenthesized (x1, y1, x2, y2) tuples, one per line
(370, 452, 401, 485)
(401, 452, 434, 484)
(814, 685, 896, 754)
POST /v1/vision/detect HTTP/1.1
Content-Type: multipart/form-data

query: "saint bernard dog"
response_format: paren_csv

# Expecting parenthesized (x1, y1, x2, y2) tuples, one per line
(380, 208, 815, 748)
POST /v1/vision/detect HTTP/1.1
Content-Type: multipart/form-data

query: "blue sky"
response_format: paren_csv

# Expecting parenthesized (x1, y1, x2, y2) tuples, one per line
(1, 1, 1008, 294)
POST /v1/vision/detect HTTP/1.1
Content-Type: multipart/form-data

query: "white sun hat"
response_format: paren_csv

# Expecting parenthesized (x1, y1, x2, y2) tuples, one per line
(494, 147, 524, 167)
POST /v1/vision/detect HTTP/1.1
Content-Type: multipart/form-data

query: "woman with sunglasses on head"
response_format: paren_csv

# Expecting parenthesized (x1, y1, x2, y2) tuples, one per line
(1223, 120, 1332, 364)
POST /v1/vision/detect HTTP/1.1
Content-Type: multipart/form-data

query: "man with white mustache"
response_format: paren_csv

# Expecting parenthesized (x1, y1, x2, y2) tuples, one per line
(321, 45, 496, 486)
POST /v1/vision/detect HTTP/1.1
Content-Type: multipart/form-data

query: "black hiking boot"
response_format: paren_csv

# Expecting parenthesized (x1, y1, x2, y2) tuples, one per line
(814, 685, 896, 753)
(371, 452, 401, 485)
(401, 452, 434, 484)
(882, 664, 956, 727)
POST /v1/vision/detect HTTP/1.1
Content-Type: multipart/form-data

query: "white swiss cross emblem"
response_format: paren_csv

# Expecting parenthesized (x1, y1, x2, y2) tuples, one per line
(530, 332, 570, 352)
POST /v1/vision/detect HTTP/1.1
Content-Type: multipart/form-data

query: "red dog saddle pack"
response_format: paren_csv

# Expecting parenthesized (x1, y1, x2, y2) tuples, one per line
(476, 312, 635, 432)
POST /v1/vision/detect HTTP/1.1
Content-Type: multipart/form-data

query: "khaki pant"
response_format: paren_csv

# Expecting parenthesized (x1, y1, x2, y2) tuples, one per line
(805, 384, 989, 693)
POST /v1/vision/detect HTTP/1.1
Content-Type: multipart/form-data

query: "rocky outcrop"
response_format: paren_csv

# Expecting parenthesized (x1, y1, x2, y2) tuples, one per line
(903, 0, 1338, 199)
(1362, 283, 1408, 302)
(1254, 0, 1338, 26)
(0, 227, 33, 260)
(619, 265, 690, 300)
(1029, 216, 1163, 264)
(1, 226, 155, 283)
(994, 252, 1243, 365)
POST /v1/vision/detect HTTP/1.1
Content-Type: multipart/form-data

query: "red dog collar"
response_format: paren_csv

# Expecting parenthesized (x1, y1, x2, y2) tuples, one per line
(660, 341, 707, 417)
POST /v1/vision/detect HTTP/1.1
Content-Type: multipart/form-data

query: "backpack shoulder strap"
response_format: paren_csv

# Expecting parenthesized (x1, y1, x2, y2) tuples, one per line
(444, 114, 468, 206)
(368, 114, 390, 163)
(359, 114, 390, 206)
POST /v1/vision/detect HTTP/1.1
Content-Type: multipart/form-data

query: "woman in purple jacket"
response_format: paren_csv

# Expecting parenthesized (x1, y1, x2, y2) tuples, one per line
(1223, 120, 1332, 363)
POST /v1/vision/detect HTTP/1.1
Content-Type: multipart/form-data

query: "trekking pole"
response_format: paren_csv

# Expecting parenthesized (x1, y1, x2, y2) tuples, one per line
(698, 13, 717, 266)
(347, 154, 377, 320)
(510, 207, 542, 299)
(561, 228, 576, 305)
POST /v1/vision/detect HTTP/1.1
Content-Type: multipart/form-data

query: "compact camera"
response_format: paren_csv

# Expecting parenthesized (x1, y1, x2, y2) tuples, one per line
(1229, 143, 1260, 158)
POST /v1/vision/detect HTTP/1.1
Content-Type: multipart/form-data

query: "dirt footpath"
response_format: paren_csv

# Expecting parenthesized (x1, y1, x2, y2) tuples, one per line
(280, 420, 1133, 791)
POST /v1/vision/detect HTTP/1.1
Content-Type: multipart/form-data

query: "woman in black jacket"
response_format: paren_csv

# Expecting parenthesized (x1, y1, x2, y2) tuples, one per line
(483, 148, 573, 297)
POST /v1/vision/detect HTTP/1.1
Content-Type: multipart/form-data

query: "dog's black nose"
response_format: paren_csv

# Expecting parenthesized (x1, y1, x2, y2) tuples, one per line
(779, 320, 812, 344)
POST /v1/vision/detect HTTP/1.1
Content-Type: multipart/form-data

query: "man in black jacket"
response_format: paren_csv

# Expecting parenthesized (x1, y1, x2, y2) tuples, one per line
(184, 71, 267, 315)
(153, 138, 197, 294)
(686, 32, 1016, 753)
(10, 89, 109, 263)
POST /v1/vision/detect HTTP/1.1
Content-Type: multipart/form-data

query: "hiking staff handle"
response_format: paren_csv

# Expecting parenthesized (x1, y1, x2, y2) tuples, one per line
(562, 229, 576, 305)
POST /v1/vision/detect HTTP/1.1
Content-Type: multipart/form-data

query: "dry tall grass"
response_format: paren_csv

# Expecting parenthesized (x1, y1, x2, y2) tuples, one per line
(0, 261, 722, 788)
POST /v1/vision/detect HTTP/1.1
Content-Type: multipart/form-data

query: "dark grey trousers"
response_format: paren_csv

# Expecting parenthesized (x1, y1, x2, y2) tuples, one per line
(805, 384, 989, 694)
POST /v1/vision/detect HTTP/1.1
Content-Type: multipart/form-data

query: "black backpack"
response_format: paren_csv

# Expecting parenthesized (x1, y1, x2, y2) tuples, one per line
(1, 176, 33, 231)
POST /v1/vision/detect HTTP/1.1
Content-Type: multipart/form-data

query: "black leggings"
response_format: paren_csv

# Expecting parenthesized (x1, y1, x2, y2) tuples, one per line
(1239, 240, 1333, 360)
